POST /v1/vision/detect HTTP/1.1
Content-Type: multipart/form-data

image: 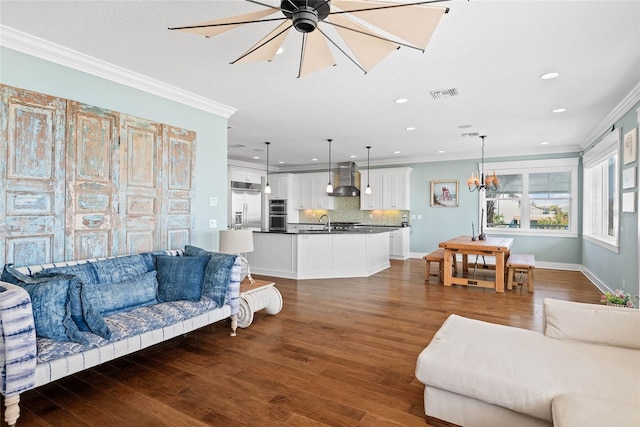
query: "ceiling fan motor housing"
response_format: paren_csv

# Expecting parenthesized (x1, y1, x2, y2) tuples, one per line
(281, 0, 331, 33)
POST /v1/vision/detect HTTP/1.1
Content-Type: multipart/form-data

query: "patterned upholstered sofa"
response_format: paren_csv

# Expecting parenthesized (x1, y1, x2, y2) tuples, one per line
(0, 246, 240, 427)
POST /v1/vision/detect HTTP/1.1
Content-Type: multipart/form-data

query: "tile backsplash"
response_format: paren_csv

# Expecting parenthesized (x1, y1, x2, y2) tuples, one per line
(297, 195, 409, 225)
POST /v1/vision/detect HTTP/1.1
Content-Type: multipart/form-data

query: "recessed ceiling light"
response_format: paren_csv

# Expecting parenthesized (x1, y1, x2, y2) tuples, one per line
(395, 98, 408, 104)
(406, 126, 416, 131)
(438, 150, 445, 154)
(540, 72, 559, 80)
(350, 155, 357, 158)
(252, 156, 260, 159)
(540, 141, 550, 145)
(312, 158, 318, 161)
(458, 124, 472, 129)
(276, 47, 284, 55)
(278, 161, 285, 164)
(393, 151, 401, 154)
(552, 108, 566, 113)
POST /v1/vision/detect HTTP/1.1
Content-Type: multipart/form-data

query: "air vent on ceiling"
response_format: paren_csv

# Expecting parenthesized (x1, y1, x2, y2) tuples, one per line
(430, 88, 460, 99)
(461, 132, 479, 137)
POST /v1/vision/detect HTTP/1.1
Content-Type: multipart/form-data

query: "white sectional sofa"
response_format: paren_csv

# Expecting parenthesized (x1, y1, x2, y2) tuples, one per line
(415, 298, 640, 426)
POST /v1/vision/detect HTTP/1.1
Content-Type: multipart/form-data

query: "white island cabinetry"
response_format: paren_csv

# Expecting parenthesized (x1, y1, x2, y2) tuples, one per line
(389, 227, 411, 260)
(247, 231, 390, 279)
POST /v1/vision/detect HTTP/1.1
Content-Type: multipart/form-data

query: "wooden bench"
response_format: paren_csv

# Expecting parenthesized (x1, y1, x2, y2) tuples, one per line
(506, 254, 535, 292)
(423, 249, 457, 283)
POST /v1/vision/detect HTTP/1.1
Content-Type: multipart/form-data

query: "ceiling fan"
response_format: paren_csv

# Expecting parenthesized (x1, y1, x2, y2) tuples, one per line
(169, 0, 449, 78)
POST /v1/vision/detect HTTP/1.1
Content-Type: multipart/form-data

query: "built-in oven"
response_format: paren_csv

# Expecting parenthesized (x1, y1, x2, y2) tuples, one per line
(269, 199, 288, 232)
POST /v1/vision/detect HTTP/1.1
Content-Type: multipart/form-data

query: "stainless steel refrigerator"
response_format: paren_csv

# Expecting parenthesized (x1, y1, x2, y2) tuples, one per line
(230, 180, 262, 230)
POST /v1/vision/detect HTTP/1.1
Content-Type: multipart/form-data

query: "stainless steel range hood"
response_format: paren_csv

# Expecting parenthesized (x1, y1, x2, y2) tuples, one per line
(330, 162, 360, 197)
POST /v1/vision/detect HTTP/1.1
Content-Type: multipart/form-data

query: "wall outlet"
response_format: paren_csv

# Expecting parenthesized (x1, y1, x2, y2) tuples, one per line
(411, 214, 417, 219)
(209, 219, 217, 228)
(622, 279, 626, 289)
(209, 197, 217, 206)
(369, 214, 373, 218)
(417, 214, 423, 220)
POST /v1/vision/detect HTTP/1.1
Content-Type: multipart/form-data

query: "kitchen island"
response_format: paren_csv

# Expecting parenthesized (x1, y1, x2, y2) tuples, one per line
(246, 228, 392, 279)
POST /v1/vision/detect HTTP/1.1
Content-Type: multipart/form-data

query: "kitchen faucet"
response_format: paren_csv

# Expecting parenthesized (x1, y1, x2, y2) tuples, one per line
(318, 214, 331, 232)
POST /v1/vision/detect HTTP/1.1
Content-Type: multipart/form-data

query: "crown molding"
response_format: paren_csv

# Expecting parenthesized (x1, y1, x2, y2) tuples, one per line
(0, 25, 237, 118)
(581, 81, 640, 148)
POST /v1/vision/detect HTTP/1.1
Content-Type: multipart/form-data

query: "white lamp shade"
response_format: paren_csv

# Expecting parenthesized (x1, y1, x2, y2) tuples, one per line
(219, 229, 254, 254)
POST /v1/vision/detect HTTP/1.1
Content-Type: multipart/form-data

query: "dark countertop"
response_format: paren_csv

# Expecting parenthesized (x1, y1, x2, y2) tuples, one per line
(255, 226, 398, 235)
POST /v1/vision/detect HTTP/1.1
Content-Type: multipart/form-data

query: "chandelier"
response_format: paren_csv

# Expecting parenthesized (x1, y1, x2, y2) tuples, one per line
(467, 135, 499, 192)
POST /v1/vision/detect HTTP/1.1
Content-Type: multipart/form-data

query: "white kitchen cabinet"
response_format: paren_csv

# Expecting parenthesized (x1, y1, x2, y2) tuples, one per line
(360, 170, 384, 210)
(310, 174, 335, 210)
(382, 169, 410, 210)
(361, 167, 411, 210)
(292, 172, 334, 210)
(389, 227, 411, 260)
(268, 173, 293, 200)
(292, 174, 311, 209)
(230, 168, 262, 185)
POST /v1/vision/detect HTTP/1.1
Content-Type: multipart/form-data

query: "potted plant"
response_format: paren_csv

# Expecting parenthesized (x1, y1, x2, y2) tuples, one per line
(600, 289, 636, 308)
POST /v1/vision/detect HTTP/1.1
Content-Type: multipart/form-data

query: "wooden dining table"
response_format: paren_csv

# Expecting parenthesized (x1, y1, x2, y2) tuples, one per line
(439, 235, 514, 293)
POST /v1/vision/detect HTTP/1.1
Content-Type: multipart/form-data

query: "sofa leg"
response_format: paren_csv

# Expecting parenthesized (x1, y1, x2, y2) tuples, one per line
(4, 394, 20, 427)
(230, 314, 237, 336)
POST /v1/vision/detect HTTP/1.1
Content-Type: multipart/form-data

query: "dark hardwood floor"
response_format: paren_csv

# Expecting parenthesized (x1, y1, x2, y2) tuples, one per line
(7, 259, 601, 426)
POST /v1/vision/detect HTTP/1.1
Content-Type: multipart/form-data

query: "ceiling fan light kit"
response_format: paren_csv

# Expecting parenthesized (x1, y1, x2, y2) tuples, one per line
(169, 0, 449, 78)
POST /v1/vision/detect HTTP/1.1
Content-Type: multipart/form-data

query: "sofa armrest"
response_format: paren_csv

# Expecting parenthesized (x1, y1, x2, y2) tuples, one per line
(0, 282, 37, 396)
(226, 256, 241, 316)
(543, 298, 640, 349)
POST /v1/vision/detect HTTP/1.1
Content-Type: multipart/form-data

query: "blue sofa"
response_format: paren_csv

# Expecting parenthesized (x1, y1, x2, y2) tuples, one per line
(0, 247, 240, 427)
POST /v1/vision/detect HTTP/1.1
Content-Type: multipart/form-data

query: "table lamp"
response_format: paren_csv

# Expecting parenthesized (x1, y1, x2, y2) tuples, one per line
(219, 229, 255, 284)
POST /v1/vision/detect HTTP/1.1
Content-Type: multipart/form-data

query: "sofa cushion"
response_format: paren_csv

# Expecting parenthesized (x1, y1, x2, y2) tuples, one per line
(39, 262, 99, 285)
(82, 271, 159, 316)
(543, 298, 640, 349)
(416, 314, 640, 422)
(155, 255, 209, 302)
(552, 394, 640, 427)
(38, 263, 101, 332)
(184, 245, 237, 305)
(91, 253, 155, 284)
(1, 265, 87, 344)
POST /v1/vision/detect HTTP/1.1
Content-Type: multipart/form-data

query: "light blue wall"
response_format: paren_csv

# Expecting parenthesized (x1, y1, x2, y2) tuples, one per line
(582, 102, 639, 297)
(0, 47, 229, 251)
(407, 153, 582, 265)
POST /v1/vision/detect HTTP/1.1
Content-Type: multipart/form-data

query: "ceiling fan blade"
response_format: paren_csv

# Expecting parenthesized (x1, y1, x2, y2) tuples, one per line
(331, 0, 447, 50)
(299, 30, 336, 78)
(327, 13, 398, 72)
(169, 8, 279, 37)
(234, 21, 292, 63)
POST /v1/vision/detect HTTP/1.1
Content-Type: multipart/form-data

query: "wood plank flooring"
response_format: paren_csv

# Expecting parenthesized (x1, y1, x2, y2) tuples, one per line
(6, 259, 602, 426)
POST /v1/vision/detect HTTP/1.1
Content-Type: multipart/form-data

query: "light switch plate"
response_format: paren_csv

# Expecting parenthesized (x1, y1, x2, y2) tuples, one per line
(209, 197, 217, 206)
(209, 219, 217, 228)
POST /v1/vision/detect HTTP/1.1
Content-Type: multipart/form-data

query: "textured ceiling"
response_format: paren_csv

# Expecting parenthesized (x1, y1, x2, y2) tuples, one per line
(1, 0, 639, 171)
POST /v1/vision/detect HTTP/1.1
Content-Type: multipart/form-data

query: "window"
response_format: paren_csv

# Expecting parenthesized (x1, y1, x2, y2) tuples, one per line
(582, 129, 620, 252)
(480, 158, 579, 237)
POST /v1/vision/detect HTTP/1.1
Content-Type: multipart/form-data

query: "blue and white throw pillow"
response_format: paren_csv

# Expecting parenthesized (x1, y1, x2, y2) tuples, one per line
(155, 255, 209, 302)
(1, 265, 87, 344)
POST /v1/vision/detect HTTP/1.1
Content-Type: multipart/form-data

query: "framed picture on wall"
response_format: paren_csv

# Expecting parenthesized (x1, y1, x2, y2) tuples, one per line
(623, 128, 637, 165)
(622, 192, 636, 213)
(431, 180, 459, 207)
(623, 167, 637, 189)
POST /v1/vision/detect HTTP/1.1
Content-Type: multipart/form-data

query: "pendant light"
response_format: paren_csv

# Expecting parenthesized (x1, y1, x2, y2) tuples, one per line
(467, 135, 499, 192)
(326, 138, 333, 193)
(264, 141, 272, 194)
(365, 146, 372, 195)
